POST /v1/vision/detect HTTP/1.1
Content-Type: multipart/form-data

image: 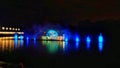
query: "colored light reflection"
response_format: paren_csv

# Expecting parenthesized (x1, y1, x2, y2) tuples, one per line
(86, 36, 91, 50)
(63, 41, 69, 52)
(33, 37, 36, 45)
(26, 37, 29, 40)
(26, 37, 29, 46)
(75, 41, 79, 49)
(42, 41, 65, 53)
(98, 33, 104, 42)
(0, 37, 24, 52)
(65, 38, 68, 42)
(98, 33, 104, 52)
(20, 39, 24, 47)
(86, 41, 90, 50)
(86, 36, 91, 42)
(14, 39, 18, 48)
(74, 34, 80, 49)
(19, 35, 24, 40)
(75, 34, 80, 42)
(98, 42, 104, 52)
(14, 34, 18, 40)
(14, 34, 18, 48)
(76, 37, 80, 42)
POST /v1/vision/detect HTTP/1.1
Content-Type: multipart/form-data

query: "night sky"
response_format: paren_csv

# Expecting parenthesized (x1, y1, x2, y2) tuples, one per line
(0, 0, 120, 26)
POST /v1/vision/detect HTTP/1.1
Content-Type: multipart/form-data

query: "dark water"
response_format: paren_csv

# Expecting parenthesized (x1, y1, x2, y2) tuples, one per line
(0, 36, 119, 68)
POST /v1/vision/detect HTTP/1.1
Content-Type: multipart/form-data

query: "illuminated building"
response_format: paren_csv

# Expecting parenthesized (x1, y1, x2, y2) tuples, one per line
(0, 26, 24, 39)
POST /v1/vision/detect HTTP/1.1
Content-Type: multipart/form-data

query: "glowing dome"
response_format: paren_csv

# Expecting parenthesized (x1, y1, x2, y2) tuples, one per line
(46, 30, 58, 40)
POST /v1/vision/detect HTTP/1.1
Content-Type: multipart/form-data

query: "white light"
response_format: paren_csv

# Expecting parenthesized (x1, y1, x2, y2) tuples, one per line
(13, 28, 15, 30)
(2, 27, 5, 30)
(0, 31, 24, 34)
(15, 28, 17, 31)
(9, 28, 12, 30)
(6, 27, 8, 30)
(18, 28, 20, 31)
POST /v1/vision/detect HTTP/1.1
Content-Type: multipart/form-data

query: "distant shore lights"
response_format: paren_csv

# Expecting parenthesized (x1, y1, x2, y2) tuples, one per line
(1, 27, 21, 31)
(0, 27, 24, 35)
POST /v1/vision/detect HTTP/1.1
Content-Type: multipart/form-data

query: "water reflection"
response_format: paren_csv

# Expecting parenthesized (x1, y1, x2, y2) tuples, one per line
(98, 42, 104, 52)
(20, 39, 24, 47)
(33, 38, 36, 45)
(0, 37, 24, 52)
(0, 36, 105, 53)
(86, 36, 91, 50)
(14, 39, 18, 48)
(42, 41, 65, 53)
(86, 41, 90, 50)
(75, 41, 80, 49)
(26, 37, 29, 46)
(98, 33, 104, 52)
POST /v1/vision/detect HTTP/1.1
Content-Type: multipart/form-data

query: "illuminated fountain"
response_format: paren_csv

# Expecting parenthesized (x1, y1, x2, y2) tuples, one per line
(41, 29, 64, 41)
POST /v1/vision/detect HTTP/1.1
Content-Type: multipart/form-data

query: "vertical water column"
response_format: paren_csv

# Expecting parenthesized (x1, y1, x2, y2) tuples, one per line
(98, 33, 104, 52)
(14, 33, 18, 48)
(86, 36, 91, 50)
(75, 35, 80, 49)
(20, 35, 24, 47)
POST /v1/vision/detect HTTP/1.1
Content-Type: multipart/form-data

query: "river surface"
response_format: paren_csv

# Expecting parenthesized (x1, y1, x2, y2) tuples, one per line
(0, 36, 119, 68)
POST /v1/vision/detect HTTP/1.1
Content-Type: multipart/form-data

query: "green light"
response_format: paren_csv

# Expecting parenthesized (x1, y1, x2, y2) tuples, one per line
(42, 41, 64, 54)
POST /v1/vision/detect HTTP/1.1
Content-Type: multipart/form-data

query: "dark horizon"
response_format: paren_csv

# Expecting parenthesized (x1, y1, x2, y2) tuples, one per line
(0, 0, 120, 26)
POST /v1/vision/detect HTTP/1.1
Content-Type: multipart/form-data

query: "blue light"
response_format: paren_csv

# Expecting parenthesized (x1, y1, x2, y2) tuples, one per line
(65, 38, 68, 42)
(14, 39, 18, 48)
(33, 37, 36, 45)
(98, 33, 104, 42)
(34, 37, 36, 40)
(74, 34, 80, 42)
(14, 33, 18, 48)
(26, 37, 29, 46)
(98, 42, 104, 52)
(86, 36, 91, 42)
(75, 41, 79, 49)
(76, 37, 80, 42)
(98, 33, 104, 52)
(63, 41, 68, 52)
(46, 30, 58, 39)
(20, 39, 23, 47)
(14, 33, 18, 40)
(20, 35, 24, 40)
(86, 36, 91, 50)
(75, 35, 80, 49)
(86, 41, 90, 50)
(26, 37, 29, 40)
